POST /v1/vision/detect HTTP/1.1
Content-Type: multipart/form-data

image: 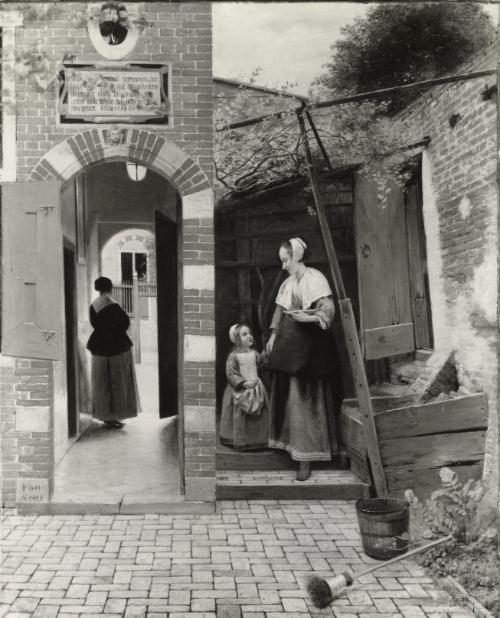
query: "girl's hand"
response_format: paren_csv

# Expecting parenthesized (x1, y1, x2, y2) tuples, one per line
(266, 333, 276, 354)
(243, 379, 258, 389)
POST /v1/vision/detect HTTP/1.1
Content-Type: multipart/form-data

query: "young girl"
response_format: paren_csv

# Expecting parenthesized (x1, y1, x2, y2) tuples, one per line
(219, 323, 269, 451)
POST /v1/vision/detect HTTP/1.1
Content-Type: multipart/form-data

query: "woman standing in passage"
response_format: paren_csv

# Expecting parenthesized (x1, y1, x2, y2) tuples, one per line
(87, 276, 140, 428)
(266, 238, 343, 481)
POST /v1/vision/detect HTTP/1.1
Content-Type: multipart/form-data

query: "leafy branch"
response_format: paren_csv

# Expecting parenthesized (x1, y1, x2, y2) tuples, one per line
(215, 83, 414, 202)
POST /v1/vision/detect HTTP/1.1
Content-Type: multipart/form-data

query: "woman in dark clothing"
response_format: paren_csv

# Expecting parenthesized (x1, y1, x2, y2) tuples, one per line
(87, 277, 140, 428)
(266, 238, 343, 481)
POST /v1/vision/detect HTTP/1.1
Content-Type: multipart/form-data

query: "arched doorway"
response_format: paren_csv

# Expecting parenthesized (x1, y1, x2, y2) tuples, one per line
(57, 159, 181, 505)
(2, 128, 217, 507)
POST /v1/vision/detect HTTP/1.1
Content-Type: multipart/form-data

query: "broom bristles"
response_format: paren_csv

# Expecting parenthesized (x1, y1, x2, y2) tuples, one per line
(306, 575, 334, 608)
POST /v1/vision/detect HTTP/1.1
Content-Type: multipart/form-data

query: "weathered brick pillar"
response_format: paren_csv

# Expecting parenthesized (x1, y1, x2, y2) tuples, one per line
(182, 189, 216, 502)
(0, 356, 54, 507)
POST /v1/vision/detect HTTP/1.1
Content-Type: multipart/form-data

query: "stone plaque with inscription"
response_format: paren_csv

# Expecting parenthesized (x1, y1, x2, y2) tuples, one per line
(59, 64, 170, 125)
(17, 478, 50, 503)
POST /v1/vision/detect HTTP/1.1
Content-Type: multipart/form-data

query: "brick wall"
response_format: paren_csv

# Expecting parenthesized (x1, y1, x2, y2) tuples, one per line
(1, 2, 215, 506)
(14, 2, 213, 182)
(182, 213, 216, 499)
(394, 45, 498, 496)
(1, 356, 53, 507)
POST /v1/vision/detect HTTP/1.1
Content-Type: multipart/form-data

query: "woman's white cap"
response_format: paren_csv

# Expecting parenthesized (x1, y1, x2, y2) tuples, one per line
(289, 237, 307, 261)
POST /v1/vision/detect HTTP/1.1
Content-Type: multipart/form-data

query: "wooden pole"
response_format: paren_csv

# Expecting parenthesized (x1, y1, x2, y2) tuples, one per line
(217, 70, 495, 132)
(297, 112, 388, 497)
(132, 275, 141, 364)
(305, 111, 334, 173)
(495, 7, 500, 517)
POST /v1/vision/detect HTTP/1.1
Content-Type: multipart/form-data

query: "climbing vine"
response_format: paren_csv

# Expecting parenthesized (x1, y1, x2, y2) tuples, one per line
(3, 2, 153, 95)
(215, 82, 416, 203)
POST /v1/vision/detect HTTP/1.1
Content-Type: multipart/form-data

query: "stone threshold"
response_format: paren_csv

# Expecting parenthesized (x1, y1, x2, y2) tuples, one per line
(16, 499, 216, 516)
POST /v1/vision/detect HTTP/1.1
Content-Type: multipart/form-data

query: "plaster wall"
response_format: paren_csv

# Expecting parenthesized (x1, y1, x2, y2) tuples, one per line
(395, 45, 498, 496)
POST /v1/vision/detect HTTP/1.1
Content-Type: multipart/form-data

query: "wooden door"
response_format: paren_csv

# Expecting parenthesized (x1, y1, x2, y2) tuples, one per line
(354, 172, 415, 360)
(63, 245, 78, 437)
(2, 181, 63, 360)
(155, 210, 178, 418)
(405, 171, 433, 349)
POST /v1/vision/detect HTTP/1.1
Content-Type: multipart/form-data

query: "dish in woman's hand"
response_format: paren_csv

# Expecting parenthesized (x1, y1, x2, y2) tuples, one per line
(285, 309, 316, 315)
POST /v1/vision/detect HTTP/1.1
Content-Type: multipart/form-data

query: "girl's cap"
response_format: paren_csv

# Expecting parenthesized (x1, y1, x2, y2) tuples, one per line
(229, 324, 240, 344)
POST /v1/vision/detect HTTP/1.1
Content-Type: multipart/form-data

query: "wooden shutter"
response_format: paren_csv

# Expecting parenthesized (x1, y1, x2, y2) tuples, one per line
(405, 174, 433, 349)
(2, 181, 63, 360)
(354, 172, 415, 360)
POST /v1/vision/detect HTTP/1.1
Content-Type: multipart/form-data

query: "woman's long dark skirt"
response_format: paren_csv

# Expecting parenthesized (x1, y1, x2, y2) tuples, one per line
(91, 349, 140, 421)
(268, 372, 340, 462)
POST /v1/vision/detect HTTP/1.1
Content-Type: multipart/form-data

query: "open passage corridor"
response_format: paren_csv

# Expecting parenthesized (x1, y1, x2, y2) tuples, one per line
(51, 318, 182, 511)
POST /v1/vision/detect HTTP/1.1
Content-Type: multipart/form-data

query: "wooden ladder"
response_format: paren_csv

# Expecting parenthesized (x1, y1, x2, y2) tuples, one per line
(297, 111, 388, 498)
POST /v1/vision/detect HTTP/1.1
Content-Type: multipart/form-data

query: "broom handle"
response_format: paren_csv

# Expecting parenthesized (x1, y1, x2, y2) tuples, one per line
(354, 534, 453, 580)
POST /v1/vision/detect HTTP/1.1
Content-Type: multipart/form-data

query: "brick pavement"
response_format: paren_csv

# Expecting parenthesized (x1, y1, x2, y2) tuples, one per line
(0, 500, 473, 617)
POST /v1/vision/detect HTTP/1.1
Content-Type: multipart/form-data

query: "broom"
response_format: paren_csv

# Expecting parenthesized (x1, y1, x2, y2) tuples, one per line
(306, 534, 453, 608)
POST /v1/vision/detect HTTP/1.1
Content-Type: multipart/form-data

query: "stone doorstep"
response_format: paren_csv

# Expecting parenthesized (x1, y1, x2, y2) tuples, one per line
(216, 447, 351, 471)
(216, 469, 370, 500)
(441, 575, 495, 618)
(415, 348, 433, 362)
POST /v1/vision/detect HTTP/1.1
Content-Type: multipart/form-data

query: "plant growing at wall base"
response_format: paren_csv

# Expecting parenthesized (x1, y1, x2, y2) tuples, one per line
(405, 467, 498, 613)
(405, 467, 488, 544)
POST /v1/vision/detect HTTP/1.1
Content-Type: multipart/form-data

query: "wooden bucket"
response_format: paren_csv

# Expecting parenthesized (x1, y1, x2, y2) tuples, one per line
(356, 498, 410, 560)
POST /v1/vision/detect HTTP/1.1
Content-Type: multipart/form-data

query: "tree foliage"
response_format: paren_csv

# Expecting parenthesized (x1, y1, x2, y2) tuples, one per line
(315, 3, 496, 114)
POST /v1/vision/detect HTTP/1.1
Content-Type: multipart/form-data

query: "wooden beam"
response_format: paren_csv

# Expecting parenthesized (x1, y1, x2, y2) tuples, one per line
(217, 70, 494, 132)
(297, 113, 346, 299)
(312, 70, 495, 110)
(217, 223, 353, 241)
(376, 393, 488, 440)
(380, 431, 487, 469)
(339, 300, 388, 497)
(305, 111, 334, 172)
(298, 112, 388, 497)
(216, 257, 355, 269)
(217, 201, 353, 217)
(362, 323, 415, 360)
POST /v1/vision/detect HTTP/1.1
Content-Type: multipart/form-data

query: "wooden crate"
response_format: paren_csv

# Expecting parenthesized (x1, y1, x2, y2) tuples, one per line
(340, 392, 488, 498)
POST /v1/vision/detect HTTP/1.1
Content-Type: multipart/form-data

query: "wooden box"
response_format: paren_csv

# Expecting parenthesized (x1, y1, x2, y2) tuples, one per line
(340, 392, 488, 498)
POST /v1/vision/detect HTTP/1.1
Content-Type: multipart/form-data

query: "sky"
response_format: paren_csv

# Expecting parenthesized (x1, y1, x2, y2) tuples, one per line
(213, 2, 499, 97)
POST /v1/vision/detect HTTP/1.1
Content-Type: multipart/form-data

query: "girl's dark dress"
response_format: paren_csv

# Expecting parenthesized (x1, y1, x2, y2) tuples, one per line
(87, 300, 139, 421)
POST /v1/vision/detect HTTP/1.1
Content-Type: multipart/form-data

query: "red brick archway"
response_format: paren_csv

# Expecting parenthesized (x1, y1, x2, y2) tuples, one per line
(30, 127, 210, 197)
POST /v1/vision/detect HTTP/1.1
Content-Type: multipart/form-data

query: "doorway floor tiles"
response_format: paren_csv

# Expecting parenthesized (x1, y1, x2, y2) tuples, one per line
(48, 361, 214, 515)
(50, 412, 185, 512)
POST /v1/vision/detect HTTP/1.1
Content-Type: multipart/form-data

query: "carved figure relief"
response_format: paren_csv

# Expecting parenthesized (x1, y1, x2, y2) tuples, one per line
(104, 125, 125, 146)
(87, 2, 139, 60)
(99, 2, 128, 46)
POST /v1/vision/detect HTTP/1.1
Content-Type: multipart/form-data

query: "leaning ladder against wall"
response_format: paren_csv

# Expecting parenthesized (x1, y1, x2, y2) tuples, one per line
(297, 112, 388, 497)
